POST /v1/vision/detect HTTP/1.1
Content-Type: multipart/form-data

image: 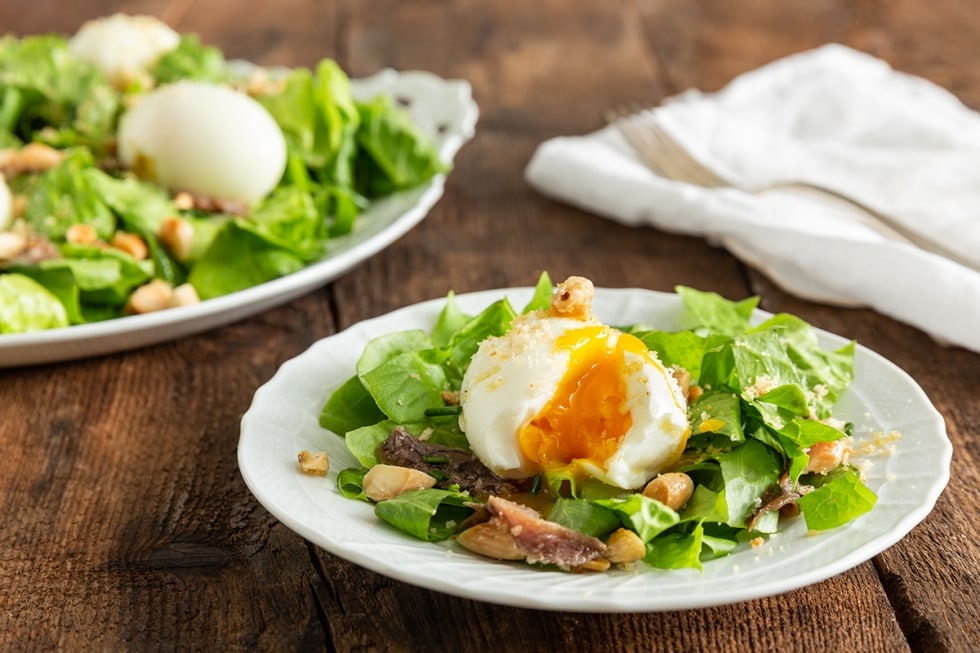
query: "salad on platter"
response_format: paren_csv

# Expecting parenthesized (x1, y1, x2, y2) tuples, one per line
(311, 273, 879, 572)
(0, 14, 448, 335)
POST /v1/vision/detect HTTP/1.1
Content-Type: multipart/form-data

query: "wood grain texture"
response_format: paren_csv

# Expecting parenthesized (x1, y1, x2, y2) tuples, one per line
(0, 0, 977, 651)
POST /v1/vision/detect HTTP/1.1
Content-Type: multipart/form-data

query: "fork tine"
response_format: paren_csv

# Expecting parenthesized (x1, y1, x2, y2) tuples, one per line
(610, 108, 731, 188)
(611, 114, 674, 178)
(608, 109, 980, 271)
(648, 121, 730, 187)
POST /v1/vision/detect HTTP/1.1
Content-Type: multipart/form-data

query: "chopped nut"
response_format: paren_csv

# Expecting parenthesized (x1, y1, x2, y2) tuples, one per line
(642, 472, 695, 511)
(126, 279, 174, 314)
(362, 463, 437, 502)
(243, 67, 286, 97)
(456, 521, 525, 560)
(804, 439, 847, 475)
(0, 142, 65, 176)
(158, 216, 194, 261)
(671, 366, 702, 403)
(575, 557, 612, 572)
(548, 275, 594, 320)
(604, 528, 646, 564)
(672, 366, 691, 397)
(110, 231, 149, 260)
(0, 231, 27, 260)
(173, 192, 195, 211)
(168, 283, 201, 308)
(65, 223, 99, 245)
(297, 450, 329, 476)
(20, 142, 64, 170)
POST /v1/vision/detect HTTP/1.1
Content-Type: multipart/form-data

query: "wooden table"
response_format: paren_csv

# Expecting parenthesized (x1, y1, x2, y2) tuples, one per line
(1, 1, 977, 651)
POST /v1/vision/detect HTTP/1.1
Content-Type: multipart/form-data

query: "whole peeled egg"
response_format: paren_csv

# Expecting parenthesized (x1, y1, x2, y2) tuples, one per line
(459, 279, 691, 490)
(117, 81, 288, 204)
(69, 14, 180, 88)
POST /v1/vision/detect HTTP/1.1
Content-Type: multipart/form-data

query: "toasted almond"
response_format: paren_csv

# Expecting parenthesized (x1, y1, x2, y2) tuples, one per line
(169, 283, 201, 308)
(297, 450, 329, 476)
(804, 439, 846, 475)
(126, 279, 174, 314)
(0, 231, 27, 260)
(362, 464, 436, 502)
(456, 522, 525, 560)
(642, 472, 694, 511)
(65, 223, 99, 245)
(605, 528, 646, 564)
(110, 231, 149, 260)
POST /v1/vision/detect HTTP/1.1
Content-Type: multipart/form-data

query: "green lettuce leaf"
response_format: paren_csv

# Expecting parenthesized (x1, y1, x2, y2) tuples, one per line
(546, 498, 621, 538)
(676, 285, 758, 336)
(645, 522, 704, 570)
(354, 94, 448, 198)
(0, 34, 119, 148)
(187, 220, 305, 299)
(42, 245, 152, 306)
(25, 149, 115, 240)
(0, 273, 69, 332)
(593, 494, 681, 542)
(319, 375, 386, 436)
(799, 467, 877, 530)
(374, 487, 474, 541)
(150, 34, 229, 85)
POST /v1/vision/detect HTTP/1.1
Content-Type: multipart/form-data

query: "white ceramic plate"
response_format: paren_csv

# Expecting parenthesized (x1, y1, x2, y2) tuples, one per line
(0, 69, 477, 368)
(238, 287, 951, 612)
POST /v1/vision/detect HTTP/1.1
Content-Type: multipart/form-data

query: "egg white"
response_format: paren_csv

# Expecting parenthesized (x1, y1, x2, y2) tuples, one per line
(459, 311, 690, 489)
(118, 81, 287, 203)
(69, 14, 180, 88)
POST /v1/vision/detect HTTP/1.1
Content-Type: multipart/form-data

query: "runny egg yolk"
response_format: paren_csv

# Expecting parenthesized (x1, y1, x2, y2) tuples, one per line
(517, 325, 653, 471)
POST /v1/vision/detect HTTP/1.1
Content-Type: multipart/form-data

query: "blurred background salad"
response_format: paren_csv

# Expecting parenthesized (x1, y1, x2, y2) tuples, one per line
(0, 14, 446, 334)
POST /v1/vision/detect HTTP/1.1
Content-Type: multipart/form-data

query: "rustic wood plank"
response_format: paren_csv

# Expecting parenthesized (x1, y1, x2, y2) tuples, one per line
(312, 549, 909, 652)
(0, 292, 337, 650)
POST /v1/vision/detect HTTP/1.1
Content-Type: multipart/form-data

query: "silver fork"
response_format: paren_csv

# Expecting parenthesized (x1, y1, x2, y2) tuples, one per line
(611, 108, 979, 272)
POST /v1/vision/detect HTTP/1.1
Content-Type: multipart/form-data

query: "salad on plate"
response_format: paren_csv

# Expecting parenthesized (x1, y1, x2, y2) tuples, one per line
(313, 273, 879, 572)
(0, 14, 448, 334)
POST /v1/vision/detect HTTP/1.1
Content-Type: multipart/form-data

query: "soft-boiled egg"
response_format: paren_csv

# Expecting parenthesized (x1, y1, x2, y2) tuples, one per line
(459, 277, 690, 490)
(117, 81, 287, 203)
(69, 14, 180, 88)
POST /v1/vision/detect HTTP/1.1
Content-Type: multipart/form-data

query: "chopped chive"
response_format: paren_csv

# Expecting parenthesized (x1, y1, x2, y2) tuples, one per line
(530, 474, 542, 495)
(424, 405, 462, 417)
(423, 455, 450, 465)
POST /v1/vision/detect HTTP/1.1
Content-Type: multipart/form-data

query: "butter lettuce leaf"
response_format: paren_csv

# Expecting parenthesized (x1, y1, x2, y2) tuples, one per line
(0, 273, 69, 333)
(355, 94, 448, 198)
(150, 34, 229, 85)
(374, 488, 474, 542)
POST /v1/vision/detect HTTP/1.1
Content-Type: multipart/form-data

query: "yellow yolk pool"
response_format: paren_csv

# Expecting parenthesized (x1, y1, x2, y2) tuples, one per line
(459, 311, 690, 490)
(519, 325, 644, 470)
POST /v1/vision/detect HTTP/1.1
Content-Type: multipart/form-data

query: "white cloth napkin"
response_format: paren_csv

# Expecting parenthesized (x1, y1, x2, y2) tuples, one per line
(525, 44, 980, 354)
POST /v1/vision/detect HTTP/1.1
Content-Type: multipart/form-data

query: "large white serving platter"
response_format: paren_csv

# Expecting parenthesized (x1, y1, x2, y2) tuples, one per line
(238, 286, 951, 612)
(0, 69, 477, 368)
